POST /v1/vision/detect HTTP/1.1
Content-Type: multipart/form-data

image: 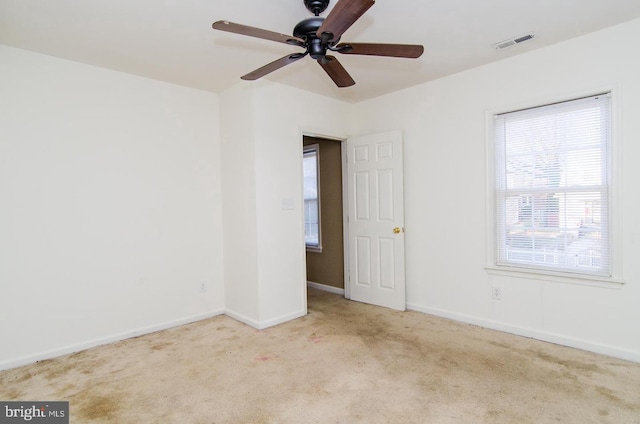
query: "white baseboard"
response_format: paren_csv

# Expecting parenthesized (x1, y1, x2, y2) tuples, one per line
(257, 310, 307, 329)
(2, 305, 310, 371)
(0, 309, 225, 372)
(307, 281, 345, 295)
(224, 308, 307, 330)
(222, 309, 261, 329)
(407, 302, 640, 363)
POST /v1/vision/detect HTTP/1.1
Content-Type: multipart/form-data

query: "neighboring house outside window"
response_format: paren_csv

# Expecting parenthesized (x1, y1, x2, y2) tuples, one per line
(493, 94, 612, 278)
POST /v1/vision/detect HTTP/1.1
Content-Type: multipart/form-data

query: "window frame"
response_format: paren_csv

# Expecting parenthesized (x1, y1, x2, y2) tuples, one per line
(303, 143, 322, 252)
(485, 88, 624, 288)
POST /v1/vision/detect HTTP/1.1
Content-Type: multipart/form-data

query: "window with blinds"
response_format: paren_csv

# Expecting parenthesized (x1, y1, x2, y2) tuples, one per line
(494, 94, 611, 276)
(303, 144, 321, 250)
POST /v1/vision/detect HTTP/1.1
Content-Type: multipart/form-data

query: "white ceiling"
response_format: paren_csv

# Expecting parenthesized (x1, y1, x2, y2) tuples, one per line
(2, 0, 640, 103)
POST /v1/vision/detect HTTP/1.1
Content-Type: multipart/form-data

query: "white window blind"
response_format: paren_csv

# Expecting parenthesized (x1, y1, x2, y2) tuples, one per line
(303, 145, 321, 249)
(494, 94, 611, 276)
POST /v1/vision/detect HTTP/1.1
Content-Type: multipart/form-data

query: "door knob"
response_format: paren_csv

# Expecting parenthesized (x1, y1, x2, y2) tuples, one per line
(393, 227, 402, 234)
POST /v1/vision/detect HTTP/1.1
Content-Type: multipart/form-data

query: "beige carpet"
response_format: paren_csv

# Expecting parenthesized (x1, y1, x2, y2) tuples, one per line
(1, 288, 639, 423)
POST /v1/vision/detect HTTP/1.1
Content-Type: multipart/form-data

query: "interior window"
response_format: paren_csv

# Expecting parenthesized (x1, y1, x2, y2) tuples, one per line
(303, 144, 321, 250)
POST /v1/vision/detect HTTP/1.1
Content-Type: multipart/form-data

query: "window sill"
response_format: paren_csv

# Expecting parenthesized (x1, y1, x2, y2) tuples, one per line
(306, 246, 322, 253)
(485, 265, 625, 289)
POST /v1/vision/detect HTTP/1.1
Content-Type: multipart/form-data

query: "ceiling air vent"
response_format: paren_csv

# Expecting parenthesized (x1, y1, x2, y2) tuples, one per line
(493, 33, 535, 50)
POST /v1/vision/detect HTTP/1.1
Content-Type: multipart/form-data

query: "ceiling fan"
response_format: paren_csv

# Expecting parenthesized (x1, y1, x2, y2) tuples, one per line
(212, 0, 424, 88)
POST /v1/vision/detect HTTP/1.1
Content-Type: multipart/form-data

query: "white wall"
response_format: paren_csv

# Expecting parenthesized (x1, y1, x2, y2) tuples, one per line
(352, 18, 640, 361)
(0, 45, 225, 369)
(252, 82, 352, 326)
(219, 84, 260, 325)
(219, 80, 352, 328)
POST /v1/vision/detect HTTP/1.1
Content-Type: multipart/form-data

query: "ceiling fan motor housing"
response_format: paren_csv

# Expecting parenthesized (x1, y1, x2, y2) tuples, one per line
(293, 17, 328, 59)
(304, 0, 330, 16)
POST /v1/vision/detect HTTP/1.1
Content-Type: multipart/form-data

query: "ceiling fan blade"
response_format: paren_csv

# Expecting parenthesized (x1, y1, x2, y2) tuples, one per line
(317, 0, 375, 42)
(241, 53, 307, 81)
(318, 55, 355, 87)
(212, 20, 304, 47)
(337, 42, 424, 58)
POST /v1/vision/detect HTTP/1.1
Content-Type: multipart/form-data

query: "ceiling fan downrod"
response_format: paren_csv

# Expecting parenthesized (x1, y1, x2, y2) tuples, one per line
(304, 0, 330, 16)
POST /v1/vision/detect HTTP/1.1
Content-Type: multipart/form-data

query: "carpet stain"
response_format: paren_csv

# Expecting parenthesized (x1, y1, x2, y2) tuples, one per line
(3, 387, 22, 400)
(595, 386, 640, 410)
(484, 409, 534, 424)
(308, 335, 324, 344)
(43, 362, 77, 381)
(531, 349, 604, 374)
(73, 393, 123, 421)
(40, 356, 105, 380)
(19, 372, 35, 384)
(150, 342, 173, 351)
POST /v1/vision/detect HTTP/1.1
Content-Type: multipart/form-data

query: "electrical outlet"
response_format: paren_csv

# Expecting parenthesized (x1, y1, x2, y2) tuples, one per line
(199, 281, 207, 293)
(492, 285, 502, 300)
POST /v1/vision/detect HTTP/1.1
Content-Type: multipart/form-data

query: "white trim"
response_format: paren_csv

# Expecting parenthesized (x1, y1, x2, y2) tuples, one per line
(307, 280, 345, 295)
(609, 84, 624, 282)
(300, 128, 348, 142)
(224, 308, 307, 330)
(223, 309, 262, 329)
(407, 303, 639, 363)
(342, 140, 350, 300)
(1, 306, 311, 370)
(485, 265, 624, 288)
(0, 309, 225, 371)
(257, 310, 307, 330)
(485, 109, 497, 274)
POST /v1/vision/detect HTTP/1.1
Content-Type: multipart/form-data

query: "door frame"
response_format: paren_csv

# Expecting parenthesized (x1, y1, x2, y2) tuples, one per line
(341, 140, 350, 300)
(300, 129, 350, 300)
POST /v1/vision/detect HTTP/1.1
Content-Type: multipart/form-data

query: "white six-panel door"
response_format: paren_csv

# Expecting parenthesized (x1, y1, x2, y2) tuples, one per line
(347, 130, 405, 311)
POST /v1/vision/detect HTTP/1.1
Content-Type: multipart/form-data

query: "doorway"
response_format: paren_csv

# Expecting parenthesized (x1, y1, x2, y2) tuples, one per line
(303, 135, 346, 295)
